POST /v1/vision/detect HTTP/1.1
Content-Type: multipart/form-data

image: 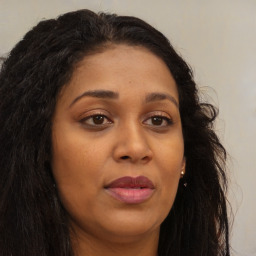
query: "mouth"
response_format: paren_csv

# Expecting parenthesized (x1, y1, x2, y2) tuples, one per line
(105, 176, 155, 204)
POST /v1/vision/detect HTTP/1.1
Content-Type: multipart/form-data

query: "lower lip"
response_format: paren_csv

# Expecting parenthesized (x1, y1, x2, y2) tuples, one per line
(106, 188, 154, 204)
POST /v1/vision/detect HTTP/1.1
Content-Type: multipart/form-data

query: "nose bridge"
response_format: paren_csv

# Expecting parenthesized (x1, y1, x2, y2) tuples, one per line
(113, 118, 152, 163)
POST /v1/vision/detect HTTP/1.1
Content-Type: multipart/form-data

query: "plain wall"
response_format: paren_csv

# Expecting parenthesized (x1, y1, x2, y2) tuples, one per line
(0, 0, 255, 255)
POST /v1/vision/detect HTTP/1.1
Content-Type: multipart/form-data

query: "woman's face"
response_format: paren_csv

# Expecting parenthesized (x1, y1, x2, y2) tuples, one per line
(52, 44, 185, 243)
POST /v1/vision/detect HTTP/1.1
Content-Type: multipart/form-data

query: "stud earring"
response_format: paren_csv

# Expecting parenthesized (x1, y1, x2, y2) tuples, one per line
(180, 169, 187, 187)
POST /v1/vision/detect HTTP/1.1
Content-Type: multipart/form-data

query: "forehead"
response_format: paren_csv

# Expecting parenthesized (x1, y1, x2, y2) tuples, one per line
(59, 44, 179, 104)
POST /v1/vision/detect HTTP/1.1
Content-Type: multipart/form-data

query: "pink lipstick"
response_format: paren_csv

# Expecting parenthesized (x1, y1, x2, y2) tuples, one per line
(105, 176, 155, 204)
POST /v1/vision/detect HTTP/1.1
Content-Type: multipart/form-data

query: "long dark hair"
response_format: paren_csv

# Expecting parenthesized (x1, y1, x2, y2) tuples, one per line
(0, 9, 230, 256)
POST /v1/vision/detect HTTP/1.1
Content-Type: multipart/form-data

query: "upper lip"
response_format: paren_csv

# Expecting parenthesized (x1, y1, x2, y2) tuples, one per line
(105, 176, 155, 189)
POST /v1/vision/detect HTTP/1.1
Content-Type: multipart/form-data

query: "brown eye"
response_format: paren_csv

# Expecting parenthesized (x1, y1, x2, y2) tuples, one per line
(81, 114, 112, 127)
(151, 116, 164, 126)
(92, 115, 105, 125)
(143, 115, 173, 127)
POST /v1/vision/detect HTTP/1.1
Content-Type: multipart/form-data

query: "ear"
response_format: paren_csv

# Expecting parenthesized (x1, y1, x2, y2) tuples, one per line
(180, 157, 186, 178)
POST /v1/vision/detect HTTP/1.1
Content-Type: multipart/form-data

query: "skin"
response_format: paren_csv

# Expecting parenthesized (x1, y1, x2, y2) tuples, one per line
(52, 44, 185, 256)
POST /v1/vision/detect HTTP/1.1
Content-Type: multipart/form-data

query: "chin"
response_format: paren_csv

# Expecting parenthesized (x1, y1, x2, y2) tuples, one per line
(96, 211, 162, 242)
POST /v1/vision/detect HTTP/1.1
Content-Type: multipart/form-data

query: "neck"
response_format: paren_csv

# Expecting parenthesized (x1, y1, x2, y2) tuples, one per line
(71, 228, 159, 256)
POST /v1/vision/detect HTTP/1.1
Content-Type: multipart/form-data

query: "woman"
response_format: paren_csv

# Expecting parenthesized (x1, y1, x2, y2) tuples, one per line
(0, 9, 230, 256)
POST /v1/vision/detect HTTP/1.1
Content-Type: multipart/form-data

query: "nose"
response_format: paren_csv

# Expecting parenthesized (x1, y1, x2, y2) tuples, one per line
(112, 123, 153, 164)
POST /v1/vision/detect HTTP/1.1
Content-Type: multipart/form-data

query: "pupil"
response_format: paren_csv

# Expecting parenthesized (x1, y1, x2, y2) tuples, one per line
(152, 117, 163, 125)
(93, 115, 104, 124)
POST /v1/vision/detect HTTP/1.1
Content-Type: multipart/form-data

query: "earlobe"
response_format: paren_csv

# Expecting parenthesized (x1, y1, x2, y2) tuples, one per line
(180, 157, 186, 178)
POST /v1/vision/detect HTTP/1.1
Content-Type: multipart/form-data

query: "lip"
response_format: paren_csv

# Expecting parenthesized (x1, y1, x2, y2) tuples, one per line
(105, 176, 155, 204)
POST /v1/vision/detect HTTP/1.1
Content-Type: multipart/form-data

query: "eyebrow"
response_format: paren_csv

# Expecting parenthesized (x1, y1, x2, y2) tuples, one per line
(69, 89, 178, 108)
(69, 90, 119, 108)
(145, 92, 179, 108)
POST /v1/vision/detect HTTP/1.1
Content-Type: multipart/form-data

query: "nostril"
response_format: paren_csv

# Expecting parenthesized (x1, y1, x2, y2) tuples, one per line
(142, 156, 149, 161)
(121, 156, 130, 160)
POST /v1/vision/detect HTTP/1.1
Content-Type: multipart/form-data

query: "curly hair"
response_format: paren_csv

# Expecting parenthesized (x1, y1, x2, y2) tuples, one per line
(0, 9, 230, 256)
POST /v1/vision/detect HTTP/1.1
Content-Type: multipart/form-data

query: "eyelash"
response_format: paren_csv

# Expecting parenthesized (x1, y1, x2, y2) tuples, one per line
(80, 114, 112, 128)
(80, 112, 173, 130)
(143, 115, 173, 127)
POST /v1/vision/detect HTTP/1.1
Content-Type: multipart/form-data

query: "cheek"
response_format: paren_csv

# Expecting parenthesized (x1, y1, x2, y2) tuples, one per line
(157, 165, 181, 218)
(51, 145, 102, 227)
(52, 128, 106, 181)
(155, 137, 184, 206)
(51, 134, 106, 206)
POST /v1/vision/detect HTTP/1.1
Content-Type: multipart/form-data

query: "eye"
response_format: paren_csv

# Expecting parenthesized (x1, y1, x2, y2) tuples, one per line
(143, 115, 173, 127)
(81, 114, 112, 127)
